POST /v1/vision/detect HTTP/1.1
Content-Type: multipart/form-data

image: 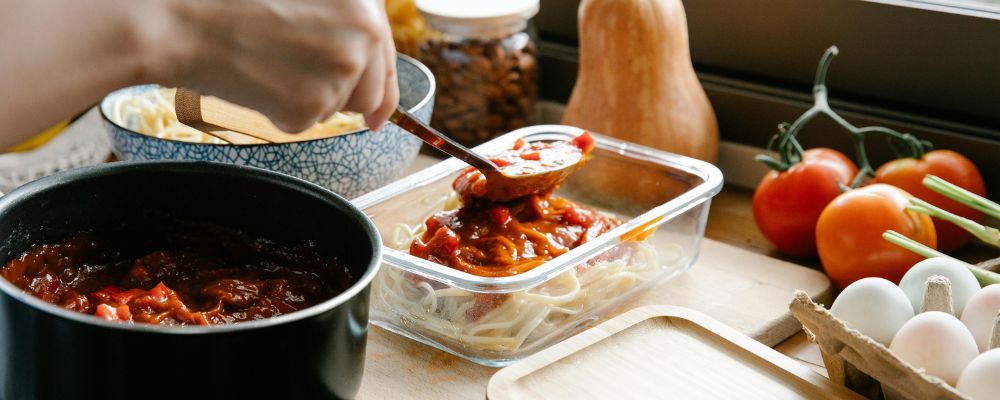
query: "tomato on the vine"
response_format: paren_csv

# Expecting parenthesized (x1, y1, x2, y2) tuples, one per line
(753, 148, 858, 257)
(816, 183, 937, 289)
(874, 150, 986, 252)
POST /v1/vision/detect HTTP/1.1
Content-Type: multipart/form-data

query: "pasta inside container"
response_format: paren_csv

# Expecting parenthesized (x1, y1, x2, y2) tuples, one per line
(355, 126, 723, 366)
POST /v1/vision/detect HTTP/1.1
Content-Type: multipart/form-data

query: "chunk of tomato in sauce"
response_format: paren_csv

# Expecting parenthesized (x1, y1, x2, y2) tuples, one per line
(88, 285, 124, 303)
(518, 151, 542, 161)
(487, 205, 511, 226)
(95, 304, 132, 321)
(89, 285, 145, 306)
(112, 289, 147, 305)
(562, 205, 596, 226)
(59, 292, 90, 312)
(490, 158, 513, 168)
(410, 217, 461, 262)
(453, 167, 488, 200)
(569, 131, 595, 154)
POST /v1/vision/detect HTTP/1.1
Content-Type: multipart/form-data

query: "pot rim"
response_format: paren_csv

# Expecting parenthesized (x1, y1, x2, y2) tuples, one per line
(0, 160, 382, 334)
(97, 54, 436, 148)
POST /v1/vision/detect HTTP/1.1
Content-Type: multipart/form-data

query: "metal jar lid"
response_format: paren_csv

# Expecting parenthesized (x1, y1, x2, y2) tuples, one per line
(415, 0, 540, 39)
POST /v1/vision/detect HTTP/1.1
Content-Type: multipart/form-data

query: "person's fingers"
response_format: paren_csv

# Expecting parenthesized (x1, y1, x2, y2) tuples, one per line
(233, 58, 333, 133)
(188, 47, 327, 133)
(168, 0, 400, 133)
(343, 48, 386, 122)
(366, 23, 400, 131)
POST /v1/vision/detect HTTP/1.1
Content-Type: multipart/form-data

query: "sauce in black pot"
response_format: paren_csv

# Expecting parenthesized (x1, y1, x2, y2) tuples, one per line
(1, 221, 352, 325)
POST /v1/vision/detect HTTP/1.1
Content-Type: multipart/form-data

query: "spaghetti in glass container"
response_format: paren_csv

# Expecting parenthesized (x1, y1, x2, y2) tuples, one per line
(355, 126, 722, 366)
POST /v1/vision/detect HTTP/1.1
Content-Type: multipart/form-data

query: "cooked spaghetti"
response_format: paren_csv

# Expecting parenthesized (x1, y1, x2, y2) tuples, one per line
(107, 88, 365, 144)
(372, 133, 680, 354)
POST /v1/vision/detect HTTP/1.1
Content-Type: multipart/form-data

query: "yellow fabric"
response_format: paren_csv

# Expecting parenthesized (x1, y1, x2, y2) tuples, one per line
(6, 120, 69, 152)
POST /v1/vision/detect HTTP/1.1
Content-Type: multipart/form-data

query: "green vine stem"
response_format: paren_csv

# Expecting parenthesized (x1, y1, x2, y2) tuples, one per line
(883, 230, 1000, 286)
(924, 175, 1000, 220)
(907, 198, 1000, 248)
(755, 46, 932, 188)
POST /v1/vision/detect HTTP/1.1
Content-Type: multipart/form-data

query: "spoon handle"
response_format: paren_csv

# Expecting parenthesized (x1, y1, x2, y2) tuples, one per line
(390, 108, 499, 173)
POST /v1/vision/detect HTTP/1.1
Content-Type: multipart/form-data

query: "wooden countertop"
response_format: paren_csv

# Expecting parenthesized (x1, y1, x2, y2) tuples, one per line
(707, 187, 828, 377)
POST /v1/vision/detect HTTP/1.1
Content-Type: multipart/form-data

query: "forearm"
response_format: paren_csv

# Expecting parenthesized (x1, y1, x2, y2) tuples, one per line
(0, 0, 398, 147)
(0, 0, 181, 148)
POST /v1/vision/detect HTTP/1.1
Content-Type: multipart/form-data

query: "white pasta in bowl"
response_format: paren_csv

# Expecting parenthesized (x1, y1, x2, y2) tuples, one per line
(97, 54, 437, 199)
(106, 87, 365, 145)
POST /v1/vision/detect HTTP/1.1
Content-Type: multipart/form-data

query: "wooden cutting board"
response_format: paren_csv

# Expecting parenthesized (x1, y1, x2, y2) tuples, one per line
(486, 306, 860, 399)
(356, 238, 832, 399)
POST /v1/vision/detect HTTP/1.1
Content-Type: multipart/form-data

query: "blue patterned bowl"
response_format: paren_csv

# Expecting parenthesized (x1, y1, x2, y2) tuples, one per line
(100, 54, 434, 199)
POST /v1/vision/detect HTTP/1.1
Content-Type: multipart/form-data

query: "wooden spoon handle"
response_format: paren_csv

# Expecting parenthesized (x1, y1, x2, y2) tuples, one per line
(174, 89, 361, 144)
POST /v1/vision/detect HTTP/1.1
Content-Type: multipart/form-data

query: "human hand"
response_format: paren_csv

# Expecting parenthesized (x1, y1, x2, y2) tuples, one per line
(147, 0, 399, 132)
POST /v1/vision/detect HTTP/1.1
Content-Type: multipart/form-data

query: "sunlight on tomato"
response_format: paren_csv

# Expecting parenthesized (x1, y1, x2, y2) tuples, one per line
(753, 148, 858, 257)
(875, 150, 985, 252)
(816, 184, 937, 289)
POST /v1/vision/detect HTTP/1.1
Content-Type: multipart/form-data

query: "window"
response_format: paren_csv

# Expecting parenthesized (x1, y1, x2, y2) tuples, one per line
(534, 0, 1000, 193)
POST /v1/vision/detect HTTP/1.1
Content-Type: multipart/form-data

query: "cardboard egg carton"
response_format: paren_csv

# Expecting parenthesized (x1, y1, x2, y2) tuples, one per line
(790, 257, 1000, 399)
(790, 291, 966, 400)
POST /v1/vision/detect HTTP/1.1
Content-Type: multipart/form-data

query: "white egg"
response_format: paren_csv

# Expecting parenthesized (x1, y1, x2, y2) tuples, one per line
(957, 349, 1000, 400)
(831, 278, 914, 345)
(898, 257, 980, 315)
(961, 284, 1000, 352)
(890, 311, 979, 385)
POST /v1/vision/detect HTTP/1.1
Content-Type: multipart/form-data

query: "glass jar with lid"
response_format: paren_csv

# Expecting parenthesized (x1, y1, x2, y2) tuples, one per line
(415, 0, 539, 147)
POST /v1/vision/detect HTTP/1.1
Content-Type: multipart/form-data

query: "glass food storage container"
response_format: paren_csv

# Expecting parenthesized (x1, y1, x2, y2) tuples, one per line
(353, 125, 723, 366)
(414, 0, 538, 146)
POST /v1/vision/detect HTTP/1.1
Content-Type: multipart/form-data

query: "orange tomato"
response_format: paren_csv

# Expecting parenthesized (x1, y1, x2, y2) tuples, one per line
(874, 150, 986, 252)
(753, 148, 858, 257)
(816, 184, 936, 289)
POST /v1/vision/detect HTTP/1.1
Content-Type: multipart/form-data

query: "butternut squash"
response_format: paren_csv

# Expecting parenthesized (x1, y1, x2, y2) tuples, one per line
(563, 0, 719, 162)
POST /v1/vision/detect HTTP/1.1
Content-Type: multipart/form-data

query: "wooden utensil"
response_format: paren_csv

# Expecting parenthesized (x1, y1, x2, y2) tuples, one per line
(173, 88, 362, 144)
(487, 305, 862, 400)
(387, 109, 582, 201)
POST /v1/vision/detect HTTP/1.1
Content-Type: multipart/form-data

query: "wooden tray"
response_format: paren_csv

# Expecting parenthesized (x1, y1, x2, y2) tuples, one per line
(487, 306, 862, 399)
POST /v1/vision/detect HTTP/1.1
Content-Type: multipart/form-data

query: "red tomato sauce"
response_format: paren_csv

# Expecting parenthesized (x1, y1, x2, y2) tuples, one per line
(1, 222, 351, 325)
(410, 133, 619, 278)
(453, 133, 595, 202)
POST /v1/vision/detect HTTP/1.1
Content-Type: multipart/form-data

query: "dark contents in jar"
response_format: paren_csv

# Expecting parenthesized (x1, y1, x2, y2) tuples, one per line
(1, 221, 352, 325)
(410, 133, 620, 278)
(420, 33, 537, 146)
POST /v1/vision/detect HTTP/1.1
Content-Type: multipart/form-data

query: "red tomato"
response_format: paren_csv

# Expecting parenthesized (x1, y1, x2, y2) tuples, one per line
(874, 150, 986, 252)
(562, 205, 595, 226)
(816, 184, 937, 289)
(487, 205, 511, 225)
(569, 131, 596, 153)
(753, 148, 858, 257)
(95, 304, 131, 321)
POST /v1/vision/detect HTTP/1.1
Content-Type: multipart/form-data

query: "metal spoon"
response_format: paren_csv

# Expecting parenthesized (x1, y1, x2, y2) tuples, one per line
(389, 108, 581, 201)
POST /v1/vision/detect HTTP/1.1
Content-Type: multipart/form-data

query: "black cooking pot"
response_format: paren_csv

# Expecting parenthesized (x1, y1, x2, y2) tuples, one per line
(0, 161, 381, 400)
